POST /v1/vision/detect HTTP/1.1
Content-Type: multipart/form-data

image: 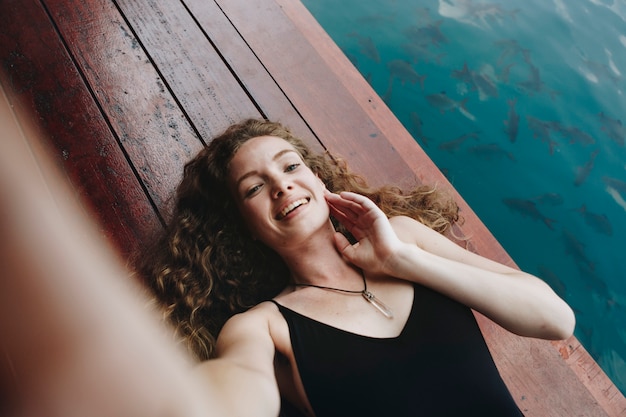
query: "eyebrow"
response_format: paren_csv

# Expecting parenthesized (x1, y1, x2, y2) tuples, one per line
(234, 148, 299, 189)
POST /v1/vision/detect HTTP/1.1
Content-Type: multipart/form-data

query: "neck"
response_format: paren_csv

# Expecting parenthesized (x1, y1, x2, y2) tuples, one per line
(275, 227, 359, 287)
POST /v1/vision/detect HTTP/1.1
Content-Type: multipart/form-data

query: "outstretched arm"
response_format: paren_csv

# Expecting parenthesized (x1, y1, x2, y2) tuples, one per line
(194, 308, 281, 417)
(0, 88, 275, 417)
(326, 190, 575, 340)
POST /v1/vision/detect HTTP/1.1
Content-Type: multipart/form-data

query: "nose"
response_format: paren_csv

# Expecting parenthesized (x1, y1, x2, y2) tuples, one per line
(271, 177, 292, 199)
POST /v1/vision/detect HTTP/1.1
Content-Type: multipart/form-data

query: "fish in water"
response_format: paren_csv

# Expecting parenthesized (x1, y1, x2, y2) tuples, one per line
(426, 91, 475, 120)
(409, 112, 431, 148)
(468, 143, 515, 161)
(561, 229, 595, 275)
(497, 62, 515, 84)
(574, 148, 599, 187)
(572, 204, 613, 236)
(493, 38, 527, 67)
(438, 131, 480, 152)
(502, 197, 556, 230)
(401, 42, 446, 65)
(531, 192, 564, 206)
(526, 115, 552, 141)
(516, 62, 560, 100)
(598, 111, 626, 146)
(451, 62, 498, 100)
(387, 60, 426, 89)
(554, 125, 596, 146)
(347, 32, 381, 63)
(472, 65, 499, 100)
(403, 20, 448, 46)
(526, 115, 558, 154)
(503, 98, 519, 143)
(451, 62, 474, 84)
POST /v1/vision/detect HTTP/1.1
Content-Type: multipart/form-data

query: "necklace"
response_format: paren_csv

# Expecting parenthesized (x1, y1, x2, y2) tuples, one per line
(293, 271, 394, 319)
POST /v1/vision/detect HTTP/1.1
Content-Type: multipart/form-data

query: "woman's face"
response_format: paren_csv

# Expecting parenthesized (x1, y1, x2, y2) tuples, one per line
(228, 136, 331, 250)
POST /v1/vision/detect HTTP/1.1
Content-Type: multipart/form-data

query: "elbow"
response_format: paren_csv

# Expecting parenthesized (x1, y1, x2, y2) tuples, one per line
(543, 303, 576, 340)
(557, 305, 577, 340)
(530, 279, 576, 340)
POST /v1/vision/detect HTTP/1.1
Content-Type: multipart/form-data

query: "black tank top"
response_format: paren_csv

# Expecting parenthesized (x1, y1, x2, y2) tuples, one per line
(271, 283, 523, 417)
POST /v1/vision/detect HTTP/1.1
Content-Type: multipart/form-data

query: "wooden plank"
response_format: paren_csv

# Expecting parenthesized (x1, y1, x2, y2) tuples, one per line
(182, 0, 322, 152)
(216, 0, 625, 415)
(552, 338, 626, 416)
(45, 0, 205, 214)
(0, 0, 159, 257)
(113, 0, 261, 141)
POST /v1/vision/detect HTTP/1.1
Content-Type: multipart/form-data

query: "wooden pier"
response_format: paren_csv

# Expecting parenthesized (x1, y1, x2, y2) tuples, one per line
(1, 0, 625, 415)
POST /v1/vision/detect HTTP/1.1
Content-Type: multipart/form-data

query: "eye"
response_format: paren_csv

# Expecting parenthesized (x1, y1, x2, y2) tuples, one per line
(245, 184, 262, 198)
(285, 163, 300, 172)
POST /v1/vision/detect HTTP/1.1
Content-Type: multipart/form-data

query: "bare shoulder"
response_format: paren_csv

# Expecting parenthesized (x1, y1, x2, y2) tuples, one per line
(216, 302, 279, 358)
(218, 302, 278, 344)
(389, 215, 439, 245)
(216, 301, 293, 375)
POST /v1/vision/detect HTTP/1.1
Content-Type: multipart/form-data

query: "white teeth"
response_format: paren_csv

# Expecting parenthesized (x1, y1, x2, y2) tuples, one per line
(279, 198, 308, 219)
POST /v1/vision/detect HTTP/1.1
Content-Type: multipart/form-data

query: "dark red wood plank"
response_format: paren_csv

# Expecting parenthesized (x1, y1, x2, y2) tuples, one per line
(45, 0, 204, 213)
(113, 0, 262, 141)
(182, 0, 322, 152)
(0, 0, 159, 257)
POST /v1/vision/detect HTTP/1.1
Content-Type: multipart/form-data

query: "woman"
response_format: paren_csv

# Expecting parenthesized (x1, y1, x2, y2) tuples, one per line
(137, 118, 575, 416)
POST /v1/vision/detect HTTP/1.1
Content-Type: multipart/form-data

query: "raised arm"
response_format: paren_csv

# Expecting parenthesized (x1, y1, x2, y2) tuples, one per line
(326, 191, 575, 340)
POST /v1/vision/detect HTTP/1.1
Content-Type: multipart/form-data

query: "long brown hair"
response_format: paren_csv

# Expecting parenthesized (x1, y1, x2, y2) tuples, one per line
(135, 118, 460, 360)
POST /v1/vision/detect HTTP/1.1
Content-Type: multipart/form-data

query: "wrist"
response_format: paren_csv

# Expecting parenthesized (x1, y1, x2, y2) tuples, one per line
(382, 242, 420, 278)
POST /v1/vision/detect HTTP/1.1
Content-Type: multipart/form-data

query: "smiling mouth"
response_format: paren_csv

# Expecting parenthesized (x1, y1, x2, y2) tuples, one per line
(277, 198, 309, 220)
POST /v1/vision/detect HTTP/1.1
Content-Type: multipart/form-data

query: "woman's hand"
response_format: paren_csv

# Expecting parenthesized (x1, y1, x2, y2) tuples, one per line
(325, 190, 404, 275)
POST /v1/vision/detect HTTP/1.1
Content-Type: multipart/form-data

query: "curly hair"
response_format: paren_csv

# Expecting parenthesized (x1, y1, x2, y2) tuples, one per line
(135, 118, 460, 361)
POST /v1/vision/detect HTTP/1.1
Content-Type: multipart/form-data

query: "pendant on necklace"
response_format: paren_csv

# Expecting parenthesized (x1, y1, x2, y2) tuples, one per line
(362, 291, 394, 319)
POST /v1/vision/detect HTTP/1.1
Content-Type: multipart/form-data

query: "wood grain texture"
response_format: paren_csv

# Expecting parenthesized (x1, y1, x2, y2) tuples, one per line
(113, 0, 261, 139)
(0, 0, 160, 257)
(182, 0, 322, 152)
(45, 0, 204, 214)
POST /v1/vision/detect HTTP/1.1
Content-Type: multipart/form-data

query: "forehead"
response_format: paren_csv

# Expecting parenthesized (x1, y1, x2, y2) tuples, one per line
(228, 135, 299, 177)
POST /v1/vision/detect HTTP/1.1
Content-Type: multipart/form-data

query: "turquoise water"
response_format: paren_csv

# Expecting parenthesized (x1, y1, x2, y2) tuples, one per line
(301, 0, 626, 394)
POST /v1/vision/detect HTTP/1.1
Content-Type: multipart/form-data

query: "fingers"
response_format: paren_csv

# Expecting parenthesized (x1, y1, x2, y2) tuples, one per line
(325, 191, 371, 213)
(332, 232, 356, 262)
(325, 192, 364, 235)
(325, 191, 377, 221)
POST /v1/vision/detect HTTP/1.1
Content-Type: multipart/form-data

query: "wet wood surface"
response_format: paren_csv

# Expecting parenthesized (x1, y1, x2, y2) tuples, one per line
(1, 0, 624, 415)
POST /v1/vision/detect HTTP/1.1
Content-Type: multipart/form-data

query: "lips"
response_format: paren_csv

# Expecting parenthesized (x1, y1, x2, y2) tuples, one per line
(276, 198, 309, 220)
